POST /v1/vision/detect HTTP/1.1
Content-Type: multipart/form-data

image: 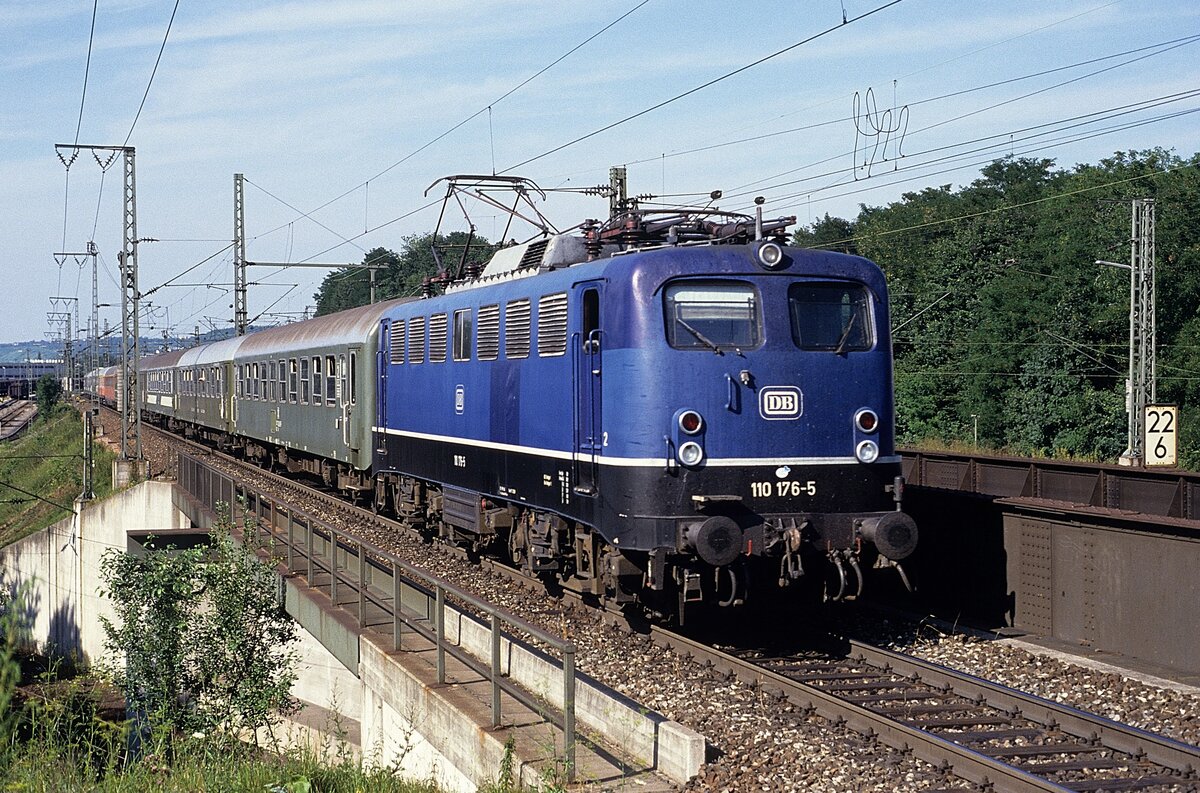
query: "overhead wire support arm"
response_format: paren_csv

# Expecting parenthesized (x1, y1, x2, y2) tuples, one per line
(245, 261, 387, 305)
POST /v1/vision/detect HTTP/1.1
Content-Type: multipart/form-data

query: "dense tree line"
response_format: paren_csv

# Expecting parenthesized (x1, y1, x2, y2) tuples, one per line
(796, 149, 1200, 467)
(312, 231, 493, 315)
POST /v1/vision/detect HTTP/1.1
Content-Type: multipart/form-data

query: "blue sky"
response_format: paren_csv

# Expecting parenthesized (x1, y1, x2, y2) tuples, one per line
(2, 0, 1199, 345)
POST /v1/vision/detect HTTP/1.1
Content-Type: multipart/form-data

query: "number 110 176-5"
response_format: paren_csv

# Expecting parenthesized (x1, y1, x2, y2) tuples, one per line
(751, 480, 817, 498)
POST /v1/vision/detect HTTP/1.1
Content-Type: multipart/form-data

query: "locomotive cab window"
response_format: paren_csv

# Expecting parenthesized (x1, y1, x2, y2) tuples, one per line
(788, 282, 873, 352)
(664, 281, 761, 351)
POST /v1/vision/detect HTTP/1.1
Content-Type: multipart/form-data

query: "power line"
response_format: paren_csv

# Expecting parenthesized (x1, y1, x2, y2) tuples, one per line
(624, 33, 1200, 174)
(502, 0, 906, 173)
(762, 101, 1200, 211)
(251, 1, 651, 244)
(74, 0, 99, 146)
(728, 34, 1200, 199)
(740, 88, 1200, 202)
(806, 159, 1197, 250)
(123, 0, 181, 147)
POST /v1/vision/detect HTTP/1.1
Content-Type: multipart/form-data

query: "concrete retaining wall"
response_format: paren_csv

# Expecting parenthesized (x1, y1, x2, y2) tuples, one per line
(2, 481, 701, 789)
(0, 481, 189, 663)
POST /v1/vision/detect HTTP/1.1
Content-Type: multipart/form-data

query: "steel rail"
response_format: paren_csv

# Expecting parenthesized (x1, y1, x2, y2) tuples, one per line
(641, 626, 1198, 792)
(846, 639, 1200, 775)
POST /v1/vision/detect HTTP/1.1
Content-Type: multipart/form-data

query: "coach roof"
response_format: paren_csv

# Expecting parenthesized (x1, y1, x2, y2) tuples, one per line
(233, 298, 414, 359)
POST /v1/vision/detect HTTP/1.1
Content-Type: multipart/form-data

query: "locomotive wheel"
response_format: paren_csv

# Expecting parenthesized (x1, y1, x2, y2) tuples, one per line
(508, 524, 528, 568)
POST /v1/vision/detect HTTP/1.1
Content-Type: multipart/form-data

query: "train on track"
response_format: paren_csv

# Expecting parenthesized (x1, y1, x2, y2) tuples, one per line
(85, 176, 918, 621)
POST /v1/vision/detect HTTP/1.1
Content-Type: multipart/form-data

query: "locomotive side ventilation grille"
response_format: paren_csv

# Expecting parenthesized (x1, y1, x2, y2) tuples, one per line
(478, 304, 500, 360)
(537, 293, 568, 357)
(389, 322, 406, 364)
(505, 299, 531, 359)
(518, 238, 550, 269)
(408, 317, 426, 364)
(429, 313, 448, 363)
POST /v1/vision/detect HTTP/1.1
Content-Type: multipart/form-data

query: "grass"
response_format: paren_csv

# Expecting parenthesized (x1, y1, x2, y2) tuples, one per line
(0, 403, 116, 547)
(0, 653, 444, 793)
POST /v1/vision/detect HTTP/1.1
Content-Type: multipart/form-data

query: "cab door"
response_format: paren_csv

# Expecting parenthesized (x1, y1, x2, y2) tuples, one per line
(572, 283, 603, 495)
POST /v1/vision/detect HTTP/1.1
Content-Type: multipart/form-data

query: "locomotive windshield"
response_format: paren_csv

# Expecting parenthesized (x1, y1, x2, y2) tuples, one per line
(788, 282, 873, 352)
(664, 281, 761, 351)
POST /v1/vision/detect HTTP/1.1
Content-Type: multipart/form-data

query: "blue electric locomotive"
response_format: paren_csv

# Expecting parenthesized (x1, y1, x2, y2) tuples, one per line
(372, 205, 917, 617)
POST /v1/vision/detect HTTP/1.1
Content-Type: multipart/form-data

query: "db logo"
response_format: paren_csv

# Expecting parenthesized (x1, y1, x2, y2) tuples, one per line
(759, 386, 803, 420)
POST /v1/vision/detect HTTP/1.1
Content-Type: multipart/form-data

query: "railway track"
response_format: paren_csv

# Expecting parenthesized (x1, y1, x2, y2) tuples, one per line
(124, 411, 1199, 792)
(0, 399, 36, 441)
(637, 632, 1200, 792)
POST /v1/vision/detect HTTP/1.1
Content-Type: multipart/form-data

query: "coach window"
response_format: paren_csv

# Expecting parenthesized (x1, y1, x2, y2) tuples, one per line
(300, 357, 310, 404)
(289, 359, 298, 403)
(453, 309, 472, 361)
(237, 366, 244, 398)
(260, 363, 268, 399)
(349, 352, 357, 405)
(787, 282, 873, 352)
(312, 356, 322, 404)
(268, 361, 277, 401)
(325, 355, 336, 405)
(505, 299, 531, 358)
(663, 280, 761, 351)
(278, 359, 286, 402)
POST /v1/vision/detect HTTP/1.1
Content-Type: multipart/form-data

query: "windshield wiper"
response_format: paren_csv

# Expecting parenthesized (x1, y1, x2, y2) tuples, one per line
(678, 318, 723, 355)
(833, 312, 859, 355)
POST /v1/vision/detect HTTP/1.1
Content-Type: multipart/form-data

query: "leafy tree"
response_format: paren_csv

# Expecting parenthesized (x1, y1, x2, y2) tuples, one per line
(833, 150, 1199, 466)
(35, 374, 62, 416)
(313, 231, 494, 315)
(100, 506, 298, 739)
(792, 213, 858, 254)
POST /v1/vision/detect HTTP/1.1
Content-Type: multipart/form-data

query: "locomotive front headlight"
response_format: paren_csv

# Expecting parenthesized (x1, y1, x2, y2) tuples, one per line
(855, 408, 879, 433)
(756, 241, 785, 270)
(678, 441, 705, 466)
(678, 410, 704, 435)
(855, 439, 879, 464)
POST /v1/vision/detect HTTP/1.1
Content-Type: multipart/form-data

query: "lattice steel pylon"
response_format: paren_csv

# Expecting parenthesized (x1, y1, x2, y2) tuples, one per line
(119, 148, 142, 461)
(1126, 198, 1156, 463)
(234, 173, 248, 335)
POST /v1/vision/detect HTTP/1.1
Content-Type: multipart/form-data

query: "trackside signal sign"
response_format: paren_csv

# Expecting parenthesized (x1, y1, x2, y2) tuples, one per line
(1144, 404, 1178, 466)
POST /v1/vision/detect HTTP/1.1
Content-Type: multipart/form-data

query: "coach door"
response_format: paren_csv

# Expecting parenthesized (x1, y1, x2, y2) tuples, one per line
(344, 347, 361, 452)
(572, 283, 603, 495)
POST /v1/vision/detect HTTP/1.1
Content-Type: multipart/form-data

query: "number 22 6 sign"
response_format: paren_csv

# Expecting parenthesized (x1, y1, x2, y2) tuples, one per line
(1144, 405, 1178, 466)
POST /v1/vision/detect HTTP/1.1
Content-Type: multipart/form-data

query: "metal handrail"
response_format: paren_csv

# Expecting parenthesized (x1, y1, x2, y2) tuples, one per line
(177, 451, 577, 779)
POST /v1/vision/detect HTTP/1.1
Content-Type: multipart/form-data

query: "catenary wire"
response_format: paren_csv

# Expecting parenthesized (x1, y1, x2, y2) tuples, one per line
(122, 0, 181, 147)
(251, 0, 651, 244)
(501, 0, 906, 174)
(620, 33, 1200, 173)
